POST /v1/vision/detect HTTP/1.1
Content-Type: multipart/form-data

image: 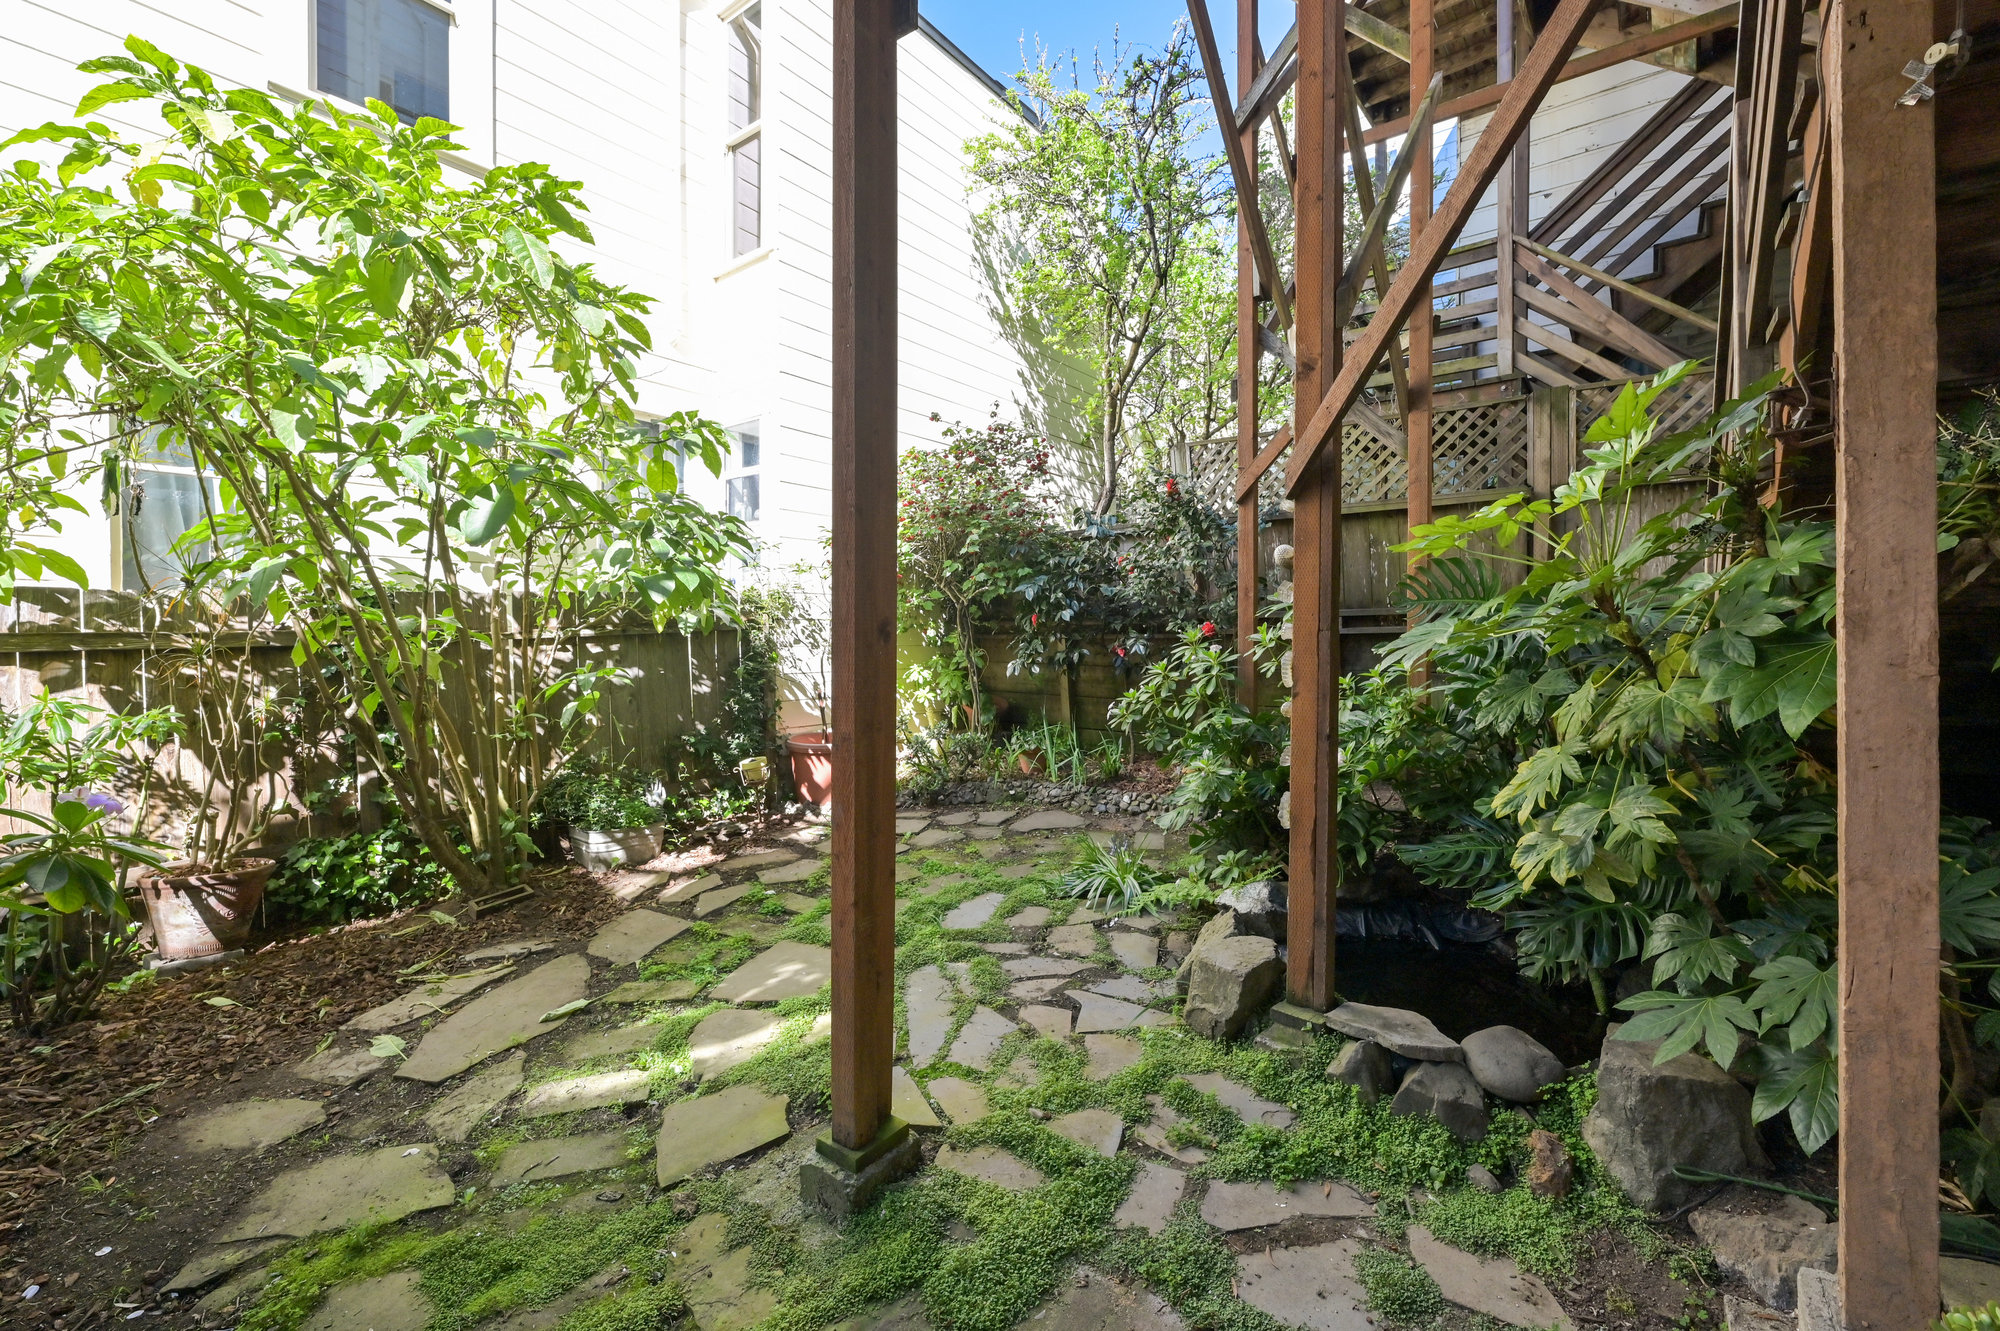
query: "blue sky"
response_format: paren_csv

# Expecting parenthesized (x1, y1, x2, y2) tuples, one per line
(921, 0, 1293, 92)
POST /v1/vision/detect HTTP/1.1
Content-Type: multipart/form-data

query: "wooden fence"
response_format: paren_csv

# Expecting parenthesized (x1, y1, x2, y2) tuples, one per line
(0, 587, 742, 848)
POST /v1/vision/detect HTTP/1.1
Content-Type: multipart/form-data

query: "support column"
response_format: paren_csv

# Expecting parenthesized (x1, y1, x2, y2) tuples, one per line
(1286, 0, 1343, 1011)
(1493, 0, 1527, 380)
(1829, 0, 1940, 1324)
(1404, 0, 1435, 560)
(1235, 0, 1262, 703)
(809, 0, 918, 1216)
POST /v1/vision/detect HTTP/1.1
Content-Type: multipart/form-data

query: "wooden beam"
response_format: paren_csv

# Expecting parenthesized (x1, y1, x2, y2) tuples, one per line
(1235, 0, 1262, 705)
(1361, 5, 1735, 146)
(1335, 73, 1443, 326)
(1278, 0, 1609, 497)
(1517, 235, 1720, 332)
(1829, 0, 1939, 1324)
(1777, 89, 1829, 379)
(1516, 315, 1630, 381)
(828, 0, 901, 1157)
(1340, 80, 1412, 421)
(1187, 0, 1293, 330)
(1286, 0, 1342, 1013)
(1737, 0, 1804, 362)
(1232, 9, 1411, 134)
(1533, 80, 1721, 246)
(1494, 0, 1527, 378)
(1405, 0, 1436, 562)
(1514, 250, 1683, 367)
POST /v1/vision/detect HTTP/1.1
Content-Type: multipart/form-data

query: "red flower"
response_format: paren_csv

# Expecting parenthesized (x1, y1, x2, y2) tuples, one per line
(1115, 646, 1126, 657)
(1200, 621, 1217, 637)
(1031, 613, 1039, 627)
(1164, 477, 1179, 497)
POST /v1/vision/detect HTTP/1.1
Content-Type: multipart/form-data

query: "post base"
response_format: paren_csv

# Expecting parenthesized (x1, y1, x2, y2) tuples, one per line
(800, 1118, 920, 1218)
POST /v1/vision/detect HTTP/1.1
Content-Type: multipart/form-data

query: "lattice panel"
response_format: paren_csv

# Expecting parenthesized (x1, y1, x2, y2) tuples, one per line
(1578, 372, 1716, 440)
(1434, 399, 1529, 497)
(1342, 419, 1408, 505)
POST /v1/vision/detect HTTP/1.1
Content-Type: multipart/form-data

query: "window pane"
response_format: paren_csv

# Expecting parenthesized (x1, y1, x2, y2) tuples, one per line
(732, 134, 761, 255)
(122, 470, 213, 593)
(726, 474, 761, 522)
(731, 422, 761, 469)
(728, 7, 762, 131)
(316, 0, 449, 125)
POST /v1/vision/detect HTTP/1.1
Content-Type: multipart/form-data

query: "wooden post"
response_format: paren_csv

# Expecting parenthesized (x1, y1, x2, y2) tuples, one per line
(1286, 0, 1343, 1010)
(1405, 0, 1435, 563)
(1236, 0, 1262, 704)
(1493, 0, 1528, 380)
(1829, 0, 1939, 1324)
(828, 0, 903, 1159)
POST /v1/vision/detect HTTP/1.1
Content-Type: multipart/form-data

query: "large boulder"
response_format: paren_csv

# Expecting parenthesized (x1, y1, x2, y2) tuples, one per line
(1581, 1027, 1768, 1211)
(1322, 1002, 1463, 1062)
(1461, 1025, 1566, 1103)
(1183, 935, 1283, 1041)
(1213, 880, 1286, 938)
(1390, 1061, 1489, 1142)
(1690, 1193, 1836, 1312)
(1175, 911, 1243, 994)
(1328, 1040, 1395, 1105)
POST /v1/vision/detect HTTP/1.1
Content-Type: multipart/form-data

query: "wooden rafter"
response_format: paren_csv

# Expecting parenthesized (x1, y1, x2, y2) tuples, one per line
(1335, 73, 1443, 327)
(1234, 0, 1261, 704)
(1186, 0, 1292, 330)
(1271, 0, 1610, 497)
(1517, 237, 1719, 333)
(1232, 9, 1411, 136)
(1339, 77, 1412, 422)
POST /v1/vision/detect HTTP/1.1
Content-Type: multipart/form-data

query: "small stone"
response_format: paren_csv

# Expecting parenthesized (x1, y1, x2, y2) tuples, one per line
(1328, 1040, 1395, 1105)
(1113, 1162, 1185, 1235)
(1409, 1226, 1575, 1329)
(1110, 932, 1159, 971)
(946, 1007, 1018, 1070)
(688, 1007, 786, 1078)
(397, 954, 591, 1083)
(423, 1053, 524, 1142)
(709, 941, 833, 1003)
(1182, 935, 1282, 1041)
(518, 1069, 652, 1118)
(1084, 1033, 1143, 1080)
(1174, 912, 1241, 993)
(173, 1098, 326, 1154)
(1461, 1025, 1567, 1103)
(1002, 956, 1092, 978)
(656, 1085, 791, 1185)
(657, 872, 722, 904)
(926, 1076, 990, 1124)
(1392, 1061, 1490, 1142)
(1181, 1073, 1296, 1129)
(1200, 1179, 1373, 1230)
(936, 1144, 1044, 1191)
(1525, 1129, 1574, 1199)
(601, 978, 702, 1004)
(1322, 1002, 1464, 1062)
(1690, 1193, 1838, 1312)
(1048, 923, 1099, 956)
(1468, 1163, 1505, 1194)
(1796, 1267, 1841, 1331)
(890, 1067, 941, 1128)
(494, 1130, 634, 1185)
(1233, 1239, 1372, 1330)
(1050, 1108, 1124, 1157)
(211, 1143, 453, 1242)
(1021, 1004, 1074, 1040)
(295, 1046, 391, 1087)
(1074, 992, 1174, 1033)
(587, 910, 691, 965)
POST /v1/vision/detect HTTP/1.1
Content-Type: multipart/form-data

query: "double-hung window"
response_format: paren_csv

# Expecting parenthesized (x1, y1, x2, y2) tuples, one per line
(726, 4, 764, 257)
(313, 0, 450, 125)
(725, 421, 762, 523)
(119, 428, 218, 594)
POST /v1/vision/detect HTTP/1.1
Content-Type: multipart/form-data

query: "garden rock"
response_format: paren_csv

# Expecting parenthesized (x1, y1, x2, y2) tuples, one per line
(936, 1144, 1043, 1191)
(1213, 880, 1286, 938)
(1113, 1162, 1186, 1235)
(1409, 1226, 1575, 1329)
(1328, 1040, 1395, 1105)
(518, 1069, 651, 1118)
(396, 954, 590, 1083)
(1468, 1163, 1504, 1193)
(656, 1085, 791, 1185)
(926, 1076, 990, 1123)
(1461, 1025, 1567, 1103)
(423, 1052, 524, 1142)
(1181, 934, 1281, 1040)
(889, 1067, 941, 1128)
(1942, 1257, 2000, 1311)
(688, 1008, 786, 1078)
(708, 941, 832, 1002)
(586, 909, 690, 965)
(1182, 1073, 1295, 1129)
(301, 1269, 430, 1331)
(1200, 1179, 1374, 1230)
(1582, 1027, 1767, 1211)
(1074, 992, 1174, 1033)
(946, 1006, 1018, 1070)
(1526, 1129, 1574, 1199)
(1050, 1108, 1124, 1157)
(1174, 911, 1242, 992)
(173, 1098, 325, 1153)
(1322, 1002, 1463, 1062)
(1391, 1061, 1490, 1142)
(344, 964, 514, 1031)
(212, 1143, 453, 1241)
(1232, 1239, 1373, 1330)
(1085, 1033, 1143, 1080)
(493, 1131, 634, 1185)
(1690, 1193, 1837, 1311)
(942, 892, 1006, 929)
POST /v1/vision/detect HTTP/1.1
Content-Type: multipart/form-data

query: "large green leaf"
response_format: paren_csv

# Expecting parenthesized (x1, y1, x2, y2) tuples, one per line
(1751, 1044, 1839, 1155)
(1747, 955, 1838, 1049)
(458, 484, 517, 546)
(1702, 630, 1836, 738)
(501, 224, 554, 289)
(1616, 989, 1758, 1068)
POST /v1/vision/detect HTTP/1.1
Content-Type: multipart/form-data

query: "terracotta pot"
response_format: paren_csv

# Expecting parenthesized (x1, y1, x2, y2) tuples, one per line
(568, 824, 666, 873)
(788, 732, 834, 808)
(136, 859, 275, 961)
(1015, 749, 1046, 776)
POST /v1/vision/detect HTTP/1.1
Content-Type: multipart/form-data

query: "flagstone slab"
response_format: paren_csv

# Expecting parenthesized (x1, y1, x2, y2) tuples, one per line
(759, 859, 824, 885)
(936, 1144, 1044, 1191)
(911, 828, 964, 848)
(891, 1067, 942, 1128)
(423, 1052, 524, 1142)
(1110, 932, 1160, 971)
(694, 880, 765, 918)
(213, 1142, 454, 1241)
(894, 863, 922, 882)
(1020, 1004, 1074, 1040)
(775, 892, 821, 914)
(709, 941, 833, 1003)
(301, 1269, 430, 1331)
(656, 1085, 792, 1185)
(601, 978, 703, 1004)
(1113, 1161, 1186, 1234)
(896, 817, 930, 835)
(1200, 1179, 1374, 1231)
(905, 964, 961, 1067)
(397, 954, 590, 1083)
(345, 965, 514, 1032)
(1048, 924, 1099, 956)
(175, 1098, 326, 1153)
(926, 1076, 990, 1124)
(519, 1069, 652, 1118)
(1085, 1034, 1144, 1080)
(942, 891, 1007, 930)
(671, 1212, 780, 1331)
(1010, 977, 1069, 1002)
(1031, 1270, 1185, 1331)
(1136, 1095, 1210, 1165)
(725, 850, 798, 872)
(1070, 909, 1107, 924)
(689, 1008, 786, 1078)
(965, 827, 1003, 841)
(1012, 810, 1088, 831)
(659, 873, 723, 905)
(165, 1239, 287, 1294)
(976, 809, 1016, 826)
(587, 911, 691, 966)
(1409, 1227, 1574, 1329)
(996, 863, 1040, 878)
(1050, 1108, 1123, 1157)
(946, 1006, 1018, 1070)
(296, 1045, 392, 1087)
(1074, 993, 1174, 1033)
(1181, 1074, 1296, 1129)
(494, 1130, 635, 1185)
(463, 938, 556, 963)
(1233, 1239, 1374, 1330)
(1007, 906, 1053, 928)
(1003, 956, 1093, 979)
(1088, 976, 1173, 1004)
(935, 811, 977, 826)
(567, 1022, 662, 1061)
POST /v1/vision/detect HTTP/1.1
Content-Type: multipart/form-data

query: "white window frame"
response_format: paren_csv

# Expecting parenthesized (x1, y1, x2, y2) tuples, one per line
(268, 0, 495, 171)
(112, 430, 222, 594)
(720, 0, 770, 269)
(723, 419, 765, 525)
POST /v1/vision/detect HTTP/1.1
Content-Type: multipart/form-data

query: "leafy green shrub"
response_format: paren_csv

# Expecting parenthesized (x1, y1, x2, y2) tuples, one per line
(268, 824, 449, 925)
(534, 766, 665, 832)
(1353, 1247, 1444, 1325)
(1939, 1303, 2000, 1331)
(1061, 838, 1165, 913)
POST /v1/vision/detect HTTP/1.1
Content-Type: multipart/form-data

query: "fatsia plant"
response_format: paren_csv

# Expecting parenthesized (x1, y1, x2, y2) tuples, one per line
(0, 41, 751, 894)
